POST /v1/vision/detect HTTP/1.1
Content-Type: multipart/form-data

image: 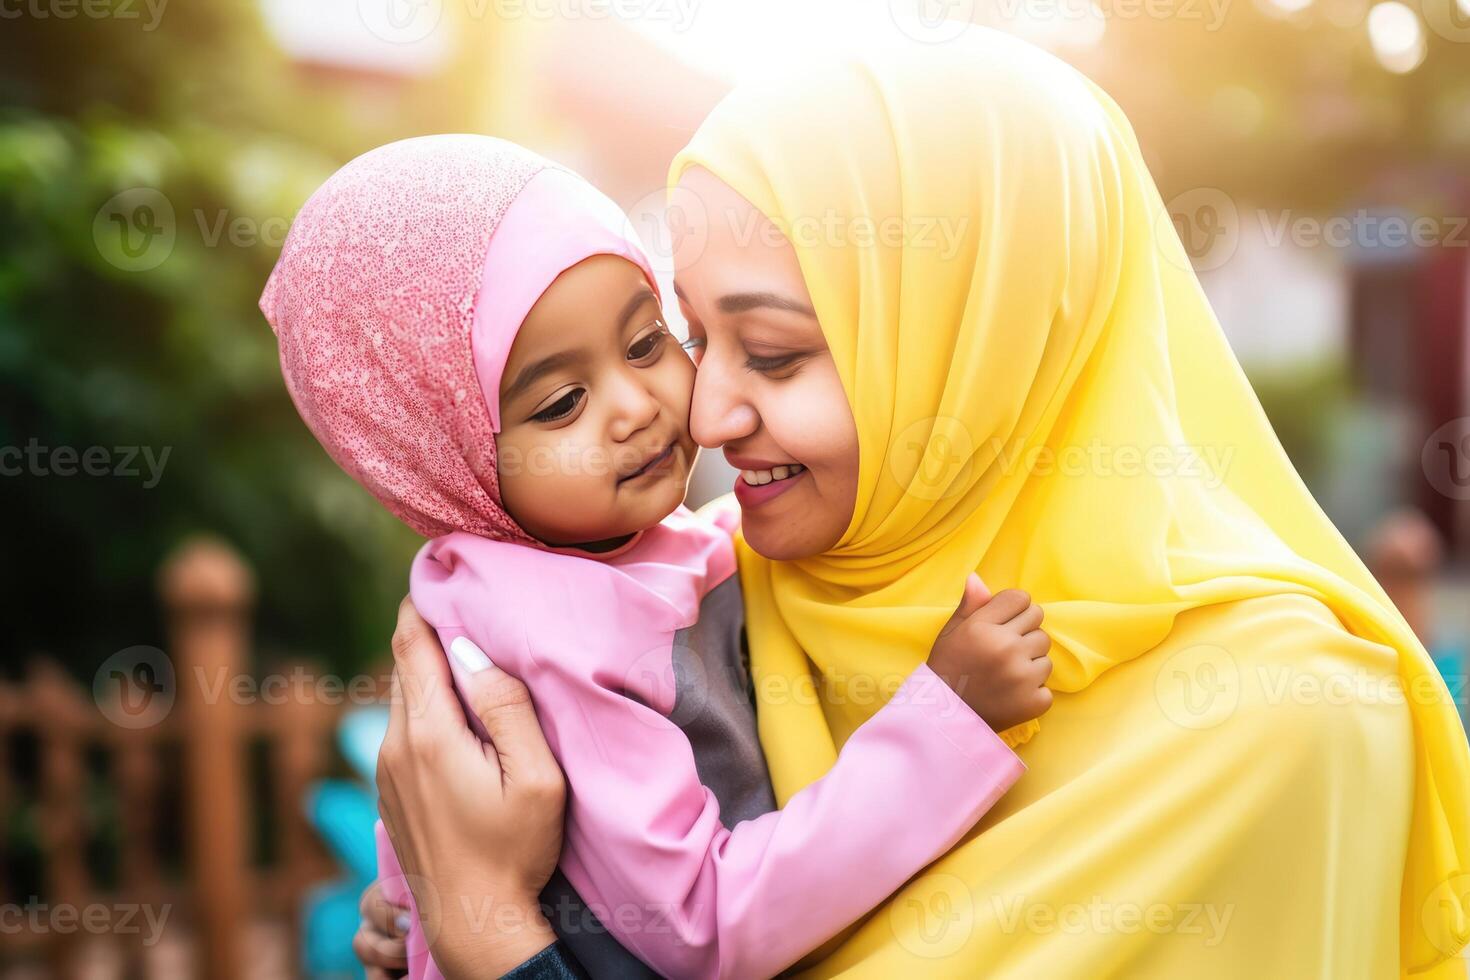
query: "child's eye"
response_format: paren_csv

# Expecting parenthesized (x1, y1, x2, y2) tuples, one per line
(627, 324, 669, 362)
(531, 388, 585, 423)
(680, 337, 706, 365)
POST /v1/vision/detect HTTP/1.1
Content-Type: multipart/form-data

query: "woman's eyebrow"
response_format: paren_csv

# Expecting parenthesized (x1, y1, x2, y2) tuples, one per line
(716, 291, 817, 318)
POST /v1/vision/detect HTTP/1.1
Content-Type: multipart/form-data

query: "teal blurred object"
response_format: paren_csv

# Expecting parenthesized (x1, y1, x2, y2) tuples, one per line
(301, 706, 390, 978)
(1430, 639, 1469, 735)
(339, 705, 391, 787)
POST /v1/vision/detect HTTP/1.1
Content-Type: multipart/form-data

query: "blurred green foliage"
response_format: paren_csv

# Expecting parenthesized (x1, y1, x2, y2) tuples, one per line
(0, 0, 487, 677)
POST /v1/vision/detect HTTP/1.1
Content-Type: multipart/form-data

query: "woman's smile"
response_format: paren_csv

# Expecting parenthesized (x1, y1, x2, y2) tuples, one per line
(728, 452, 808, 507)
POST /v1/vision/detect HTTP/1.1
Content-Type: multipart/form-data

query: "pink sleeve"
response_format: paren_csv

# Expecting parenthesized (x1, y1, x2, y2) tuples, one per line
(437, 606, 1023, 980)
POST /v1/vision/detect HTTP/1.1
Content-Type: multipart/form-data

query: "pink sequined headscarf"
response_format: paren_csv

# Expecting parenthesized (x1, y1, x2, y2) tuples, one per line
(260, 135, 660, 543)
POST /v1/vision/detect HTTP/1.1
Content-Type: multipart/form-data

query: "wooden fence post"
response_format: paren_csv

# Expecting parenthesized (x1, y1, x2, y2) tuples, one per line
(31, 661, 91, 980)
(160, 537, 255, 980)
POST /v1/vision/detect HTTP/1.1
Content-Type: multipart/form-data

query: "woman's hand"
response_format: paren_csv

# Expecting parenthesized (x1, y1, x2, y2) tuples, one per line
(373, 597, 568, 979)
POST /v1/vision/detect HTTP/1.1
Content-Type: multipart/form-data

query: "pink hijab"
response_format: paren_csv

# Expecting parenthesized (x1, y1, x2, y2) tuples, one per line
(260, 135, 660, 543)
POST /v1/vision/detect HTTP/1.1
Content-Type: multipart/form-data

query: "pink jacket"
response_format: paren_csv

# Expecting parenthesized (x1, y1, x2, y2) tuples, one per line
(377, 507, 1023, 980)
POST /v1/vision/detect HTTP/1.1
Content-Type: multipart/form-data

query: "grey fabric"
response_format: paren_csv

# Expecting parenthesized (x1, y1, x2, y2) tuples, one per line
(537, 869, 658, 979)
(498, 935, 591, 980)
(539, 572, 777, 979)
(668, 573, 778, 826)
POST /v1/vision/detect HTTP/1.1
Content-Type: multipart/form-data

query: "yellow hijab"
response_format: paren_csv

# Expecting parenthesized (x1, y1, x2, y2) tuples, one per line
(672, 30, 1468, 977)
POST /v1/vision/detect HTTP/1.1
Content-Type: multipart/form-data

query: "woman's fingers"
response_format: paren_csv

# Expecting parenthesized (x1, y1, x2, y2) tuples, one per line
(454, 638, 563, 798)
(391, 597, 458, 728)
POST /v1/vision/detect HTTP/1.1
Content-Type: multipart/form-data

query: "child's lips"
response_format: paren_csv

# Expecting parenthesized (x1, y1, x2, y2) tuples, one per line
(620, 443, 676, 483)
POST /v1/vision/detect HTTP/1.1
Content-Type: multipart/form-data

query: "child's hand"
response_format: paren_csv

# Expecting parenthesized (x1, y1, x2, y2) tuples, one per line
(925, 573, 1054, 733)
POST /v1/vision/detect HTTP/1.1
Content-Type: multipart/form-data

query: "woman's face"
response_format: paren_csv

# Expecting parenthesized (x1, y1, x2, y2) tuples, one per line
(672, 167, 859, 561)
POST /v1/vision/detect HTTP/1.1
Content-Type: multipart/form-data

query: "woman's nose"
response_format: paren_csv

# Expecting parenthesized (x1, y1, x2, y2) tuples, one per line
(690, 356, 759, 448)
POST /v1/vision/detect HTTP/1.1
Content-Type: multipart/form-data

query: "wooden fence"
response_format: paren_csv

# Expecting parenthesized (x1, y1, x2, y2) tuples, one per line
(0, 537, 384, 979)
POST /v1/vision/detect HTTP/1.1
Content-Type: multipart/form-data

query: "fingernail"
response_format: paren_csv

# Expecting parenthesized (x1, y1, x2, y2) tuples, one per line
(394, 912, 412, 935)
(450, 636, 493, 674)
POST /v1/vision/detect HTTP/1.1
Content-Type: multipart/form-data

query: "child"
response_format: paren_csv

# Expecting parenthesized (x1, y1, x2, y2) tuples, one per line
(261, 135, 1050, 980)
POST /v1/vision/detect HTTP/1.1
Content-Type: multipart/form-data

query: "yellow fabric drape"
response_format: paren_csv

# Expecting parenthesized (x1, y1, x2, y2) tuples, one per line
(672, 30, 1468, 977)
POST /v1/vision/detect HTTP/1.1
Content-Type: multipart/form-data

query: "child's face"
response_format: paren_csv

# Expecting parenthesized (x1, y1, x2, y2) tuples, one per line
(495, 255, 698, 549)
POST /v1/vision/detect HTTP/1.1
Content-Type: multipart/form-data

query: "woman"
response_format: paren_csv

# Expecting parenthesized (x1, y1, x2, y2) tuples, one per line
(364, 30, 1469, 978)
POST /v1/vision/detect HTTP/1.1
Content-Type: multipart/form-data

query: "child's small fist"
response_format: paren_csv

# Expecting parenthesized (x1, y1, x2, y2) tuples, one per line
(927, 573, 1053, 733)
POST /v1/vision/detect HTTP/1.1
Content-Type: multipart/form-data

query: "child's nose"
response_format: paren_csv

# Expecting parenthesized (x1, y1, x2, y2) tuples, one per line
(608, 374, 662, 443)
